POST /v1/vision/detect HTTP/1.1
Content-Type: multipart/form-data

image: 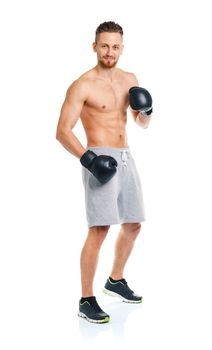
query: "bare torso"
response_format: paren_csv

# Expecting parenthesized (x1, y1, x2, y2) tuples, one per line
(79, 67, 135, 148)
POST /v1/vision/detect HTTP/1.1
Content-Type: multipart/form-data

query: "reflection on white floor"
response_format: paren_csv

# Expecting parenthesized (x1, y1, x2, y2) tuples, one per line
(78, 294, 143, 348)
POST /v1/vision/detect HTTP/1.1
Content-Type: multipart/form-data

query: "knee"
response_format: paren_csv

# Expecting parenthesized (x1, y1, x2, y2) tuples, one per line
(122, 223, 141, 239)
(89, 225, 110, 246)
(130, 223, 141, 237)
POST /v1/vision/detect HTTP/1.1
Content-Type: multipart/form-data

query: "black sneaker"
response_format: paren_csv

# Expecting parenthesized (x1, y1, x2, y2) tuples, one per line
(78, 296, 110, 324)
(103, 277, 143, 303)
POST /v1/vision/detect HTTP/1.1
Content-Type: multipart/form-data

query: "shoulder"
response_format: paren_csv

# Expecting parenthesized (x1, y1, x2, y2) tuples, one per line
(68, 68, 97, 91)
(123, 70, 139, 85)
(66, 73, 93, 101)
(117, 69, 139, 86)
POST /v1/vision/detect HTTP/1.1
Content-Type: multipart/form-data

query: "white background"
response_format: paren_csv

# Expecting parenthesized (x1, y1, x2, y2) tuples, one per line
(0, 0, 212, 349)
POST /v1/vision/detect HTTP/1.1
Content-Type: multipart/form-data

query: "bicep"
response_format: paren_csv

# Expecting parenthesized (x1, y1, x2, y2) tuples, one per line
(57, 81, 86, 131)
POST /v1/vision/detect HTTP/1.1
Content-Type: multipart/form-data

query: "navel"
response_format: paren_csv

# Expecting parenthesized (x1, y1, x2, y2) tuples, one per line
(101, 105, 106, 109)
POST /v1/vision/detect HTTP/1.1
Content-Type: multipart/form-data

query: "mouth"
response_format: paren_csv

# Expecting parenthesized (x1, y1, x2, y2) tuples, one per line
(103, 56, 114, 60)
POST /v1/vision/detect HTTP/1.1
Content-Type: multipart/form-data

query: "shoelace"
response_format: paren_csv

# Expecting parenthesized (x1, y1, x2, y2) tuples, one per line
(121, 279, 135, 294)
(89, 299, 104, 313)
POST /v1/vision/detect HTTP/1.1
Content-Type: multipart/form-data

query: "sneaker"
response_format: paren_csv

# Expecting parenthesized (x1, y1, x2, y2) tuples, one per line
(78, 296, 110, 324)
(103, 277, 143, 303)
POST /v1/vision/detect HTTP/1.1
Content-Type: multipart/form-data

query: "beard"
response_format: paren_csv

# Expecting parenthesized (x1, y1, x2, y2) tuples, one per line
(99, 56, 118, 69)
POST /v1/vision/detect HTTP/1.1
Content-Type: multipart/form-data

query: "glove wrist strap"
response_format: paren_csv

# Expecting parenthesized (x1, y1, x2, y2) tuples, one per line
(140, 107, 153, 117)
(80, 150, 97, 168)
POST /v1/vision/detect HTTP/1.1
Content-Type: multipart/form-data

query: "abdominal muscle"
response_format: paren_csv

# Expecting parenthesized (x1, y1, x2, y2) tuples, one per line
(86, 127, 128, 148)
(81, 110, 128, 148)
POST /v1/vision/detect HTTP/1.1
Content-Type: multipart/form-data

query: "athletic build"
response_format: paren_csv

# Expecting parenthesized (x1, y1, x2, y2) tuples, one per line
(56, 22, 152, 323)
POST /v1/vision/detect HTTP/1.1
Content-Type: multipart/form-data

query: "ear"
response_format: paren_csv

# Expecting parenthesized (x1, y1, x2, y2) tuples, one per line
(120, 44, 124, 55)
(92, 42, 97, 52)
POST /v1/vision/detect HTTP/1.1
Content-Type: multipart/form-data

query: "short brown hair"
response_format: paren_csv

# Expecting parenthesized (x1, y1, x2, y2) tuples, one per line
(95, 21, 123, 42)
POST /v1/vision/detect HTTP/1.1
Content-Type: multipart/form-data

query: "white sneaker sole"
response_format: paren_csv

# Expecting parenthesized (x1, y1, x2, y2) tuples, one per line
(103, 288, 142, 304)
(78, 311, 110, 324)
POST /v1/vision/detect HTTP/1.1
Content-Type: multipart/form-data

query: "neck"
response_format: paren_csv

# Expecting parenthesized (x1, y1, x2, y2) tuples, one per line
(95, 64, 117, 81)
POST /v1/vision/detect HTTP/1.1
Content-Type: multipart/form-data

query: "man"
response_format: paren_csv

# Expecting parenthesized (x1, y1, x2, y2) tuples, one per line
(56, 21, 153, 324)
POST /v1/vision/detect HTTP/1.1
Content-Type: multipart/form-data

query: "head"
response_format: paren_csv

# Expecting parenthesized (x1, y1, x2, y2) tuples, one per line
(93, 21, 124, 68)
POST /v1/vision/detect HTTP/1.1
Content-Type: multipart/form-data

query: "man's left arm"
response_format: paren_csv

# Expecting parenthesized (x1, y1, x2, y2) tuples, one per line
(131, 109, 152, 129)
(128, 74, 153, 129)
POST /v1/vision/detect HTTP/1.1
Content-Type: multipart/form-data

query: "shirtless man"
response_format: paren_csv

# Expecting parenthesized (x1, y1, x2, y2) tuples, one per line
(56, 21, 153, 324)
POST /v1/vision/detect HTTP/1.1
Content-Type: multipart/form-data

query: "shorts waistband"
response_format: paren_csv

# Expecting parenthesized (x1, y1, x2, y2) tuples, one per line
(87, 146, 130, 154)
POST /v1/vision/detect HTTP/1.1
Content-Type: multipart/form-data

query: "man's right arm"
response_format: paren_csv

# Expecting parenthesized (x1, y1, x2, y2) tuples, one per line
(56, 79, 87, 158)
(56, 78, 118, 184)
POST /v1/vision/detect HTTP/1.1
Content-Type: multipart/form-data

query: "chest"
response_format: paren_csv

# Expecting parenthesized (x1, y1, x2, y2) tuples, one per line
(85, 80, 129, 112)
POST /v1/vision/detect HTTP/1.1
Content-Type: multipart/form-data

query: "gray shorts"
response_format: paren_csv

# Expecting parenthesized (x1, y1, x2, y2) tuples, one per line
(82, 147, 145, 227)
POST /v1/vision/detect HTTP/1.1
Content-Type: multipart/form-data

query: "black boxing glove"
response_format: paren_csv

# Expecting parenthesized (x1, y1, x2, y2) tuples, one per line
(80, 150, 118, 184)
(129, 87, 153, 116)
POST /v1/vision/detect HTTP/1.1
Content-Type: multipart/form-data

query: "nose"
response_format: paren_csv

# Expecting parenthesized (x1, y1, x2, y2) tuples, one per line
(106, 47, 113, 56)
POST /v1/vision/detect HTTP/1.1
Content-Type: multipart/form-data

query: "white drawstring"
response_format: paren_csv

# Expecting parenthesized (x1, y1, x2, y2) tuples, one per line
(121, 151, 128, 166)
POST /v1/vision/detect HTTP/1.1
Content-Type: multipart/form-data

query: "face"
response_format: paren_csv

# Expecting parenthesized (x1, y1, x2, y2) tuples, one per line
(93, 32, 123, 68)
